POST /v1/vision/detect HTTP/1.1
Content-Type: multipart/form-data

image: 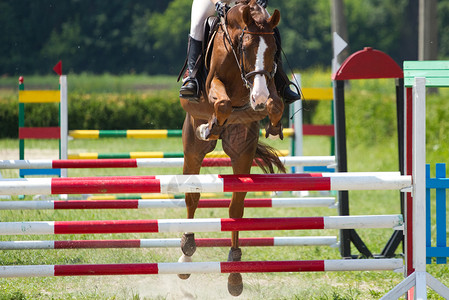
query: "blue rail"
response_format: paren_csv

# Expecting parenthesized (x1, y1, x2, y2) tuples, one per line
(426, 163, 448, 264)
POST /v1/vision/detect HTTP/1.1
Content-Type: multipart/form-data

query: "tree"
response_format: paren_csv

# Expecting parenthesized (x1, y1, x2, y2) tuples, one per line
(270, 0, 332, 70)
(145, 0, 192, 75)
(344, 0, 411, 64)
(2, 0, 449, 75)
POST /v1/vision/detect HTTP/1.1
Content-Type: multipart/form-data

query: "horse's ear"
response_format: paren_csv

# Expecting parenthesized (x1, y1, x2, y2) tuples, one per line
(242, 5, 254, 27)
(268, 9, 280, 28)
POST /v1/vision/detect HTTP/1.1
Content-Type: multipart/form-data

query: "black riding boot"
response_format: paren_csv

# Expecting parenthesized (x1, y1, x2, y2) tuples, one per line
(273, 28, 301, 104)
(274, 64, 301, 104)
(179, 36, 203, 102)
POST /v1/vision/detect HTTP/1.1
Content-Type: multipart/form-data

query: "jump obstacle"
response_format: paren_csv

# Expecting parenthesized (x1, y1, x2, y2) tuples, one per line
(18, 67, 68, 177)
(380, 61, 449, 299)
(0, 167, 409, 283)
(5, 60, 449, 299)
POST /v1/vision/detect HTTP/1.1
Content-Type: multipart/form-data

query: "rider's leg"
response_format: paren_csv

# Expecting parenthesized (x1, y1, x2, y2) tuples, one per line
(273, 27, 301, 104)
(180, 0, 215, 101)
(179, 36, 202, 101)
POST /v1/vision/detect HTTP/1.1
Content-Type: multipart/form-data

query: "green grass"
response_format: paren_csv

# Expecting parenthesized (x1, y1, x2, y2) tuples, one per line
(1, 71, 449, 299)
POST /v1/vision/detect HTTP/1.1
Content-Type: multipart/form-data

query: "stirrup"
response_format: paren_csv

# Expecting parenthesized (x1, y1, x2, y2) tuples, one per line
(180, 78, 200, 103)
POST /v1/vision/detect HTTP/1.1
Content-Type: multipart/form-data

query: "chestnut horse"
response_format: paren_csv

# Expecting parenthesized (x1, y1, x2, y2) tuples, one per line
(179, 0, 285, 296)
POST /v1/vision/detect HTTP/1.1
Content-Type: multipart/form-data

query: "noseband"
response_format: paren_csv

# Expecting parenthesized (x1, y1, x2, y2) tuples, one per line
(220, 17, 277, 90)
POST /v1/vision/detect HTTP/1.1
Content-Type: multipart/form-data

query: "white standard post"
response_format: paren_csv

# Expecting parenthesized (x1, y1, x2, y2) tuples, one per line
(382, 76, 449, 300)
(59, 75, 68, 178)
(412, 77, 427, 299)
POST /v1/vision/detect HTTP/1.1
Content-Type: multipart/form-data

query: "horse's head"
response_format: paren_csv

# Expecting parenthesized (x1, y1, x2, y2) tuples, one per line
(227, 0, 280, 111)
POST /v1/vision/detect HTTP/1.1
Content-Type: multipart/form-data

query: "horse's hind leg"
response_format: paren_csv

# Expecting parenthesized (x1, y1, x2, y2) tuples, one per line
(178, 114, 217, 280)
(222, 122, 259, 296)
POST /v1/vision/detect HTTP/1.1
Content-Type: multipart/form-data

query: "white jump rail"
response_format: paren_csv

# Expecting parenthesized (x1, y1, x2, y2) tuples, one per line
(0, 215, 403, 235)
(0, 236, 339, 250)
(0, 156, 336, 169)
(0, 197, 337, 210)
(0, 172, 411, 195)
(0, 259, 403, 278)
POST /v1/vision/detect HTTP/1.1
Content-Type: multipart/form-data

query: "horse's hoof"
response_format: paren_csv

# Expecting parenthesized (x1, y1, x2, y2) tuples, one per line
(227, 247, 242, 262)
(195, 124, 210, 141)
(227, 248, 243, 296)
(267, 133, 280, 140)
(227, 273, 243, 296)
(265, 122, 284, 140)
(178, 273, 190, 280)
(177, 253, 192, 280)
(181, 232, 197, 257)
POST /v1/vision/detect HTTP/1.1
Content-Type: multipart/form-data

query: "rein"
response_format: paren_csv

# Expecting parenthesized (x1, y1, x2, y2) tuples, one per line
(220, 15, 277, 90)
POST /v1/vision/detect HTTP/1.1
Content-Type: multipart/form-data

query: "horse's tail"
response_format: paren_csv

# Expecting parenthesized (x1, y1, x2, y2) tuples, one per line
(254, 142, 287, 174)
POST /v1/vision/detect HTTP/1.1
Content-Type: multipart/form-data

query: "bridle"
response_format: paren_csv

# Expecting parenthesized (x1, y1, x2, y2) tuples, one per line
(220, 13, 277, 90)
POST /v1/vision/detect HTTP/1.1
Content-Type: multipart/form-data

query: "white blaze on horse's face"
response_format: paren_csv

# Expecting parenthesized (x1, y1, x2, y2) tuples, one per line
(250, 36, 270, 111)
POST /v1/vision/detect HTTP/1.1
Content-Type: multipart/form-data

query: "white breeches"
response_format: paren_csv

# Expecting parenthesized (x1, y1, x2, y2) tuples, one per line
(190, 0, 235, 41)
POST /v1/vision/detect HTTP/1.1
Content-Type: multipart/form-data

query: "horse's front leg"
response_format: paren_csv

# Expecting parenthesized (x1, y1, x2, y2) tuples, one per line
(196, 78, 232, 141)
(265, 84, 285, 140)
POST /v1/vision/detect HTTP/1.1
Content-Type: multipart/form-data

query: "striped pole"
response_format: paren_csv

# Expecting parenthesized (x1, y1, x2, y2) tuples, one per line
(0, 156, 335, 169)
(68, 128, 295, 139)
(0, 215, 403, 235)
(67, 150, 290, 159)
(86, 193, 234, 200)
(0, 197, 336, 210)
(0, 172, 411, 195)
(0, 259, 403, 278)
(0, 236, 338, 250)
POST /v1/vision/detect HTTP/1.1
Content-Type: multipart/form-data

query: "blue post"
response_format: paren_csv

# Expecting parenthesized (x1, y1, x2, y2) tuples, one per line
(435, 163, 447, 264)
(426, 164, 432, 264)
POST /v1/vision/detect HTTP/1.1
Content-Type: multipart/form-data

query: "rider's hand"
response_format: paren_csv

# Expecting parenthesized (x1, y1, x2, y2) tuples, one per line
(215, 1, 230, 18)
(256, 0, 268, 8)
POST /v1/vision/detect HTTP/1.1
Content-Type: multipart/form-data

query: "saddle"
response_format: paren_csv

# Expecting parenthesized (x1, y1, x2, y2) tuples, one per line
(177, 16, 220, 94)
(203, 16, 220, 71)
